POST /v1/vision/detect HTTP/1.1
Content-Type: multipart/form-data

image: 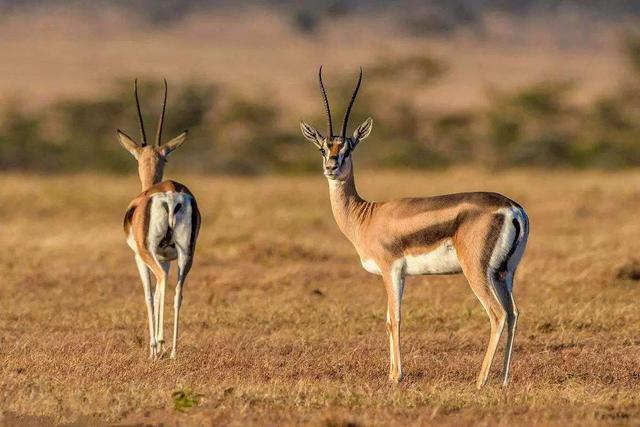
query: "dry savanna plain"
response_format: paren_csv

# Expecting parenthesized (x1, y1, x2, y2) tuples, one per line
(1, 169, 640, 426)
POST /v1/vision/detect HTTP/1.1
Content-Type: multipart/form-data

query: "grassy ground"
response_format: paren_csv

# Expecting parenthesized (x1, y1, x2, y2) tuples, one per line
(1, 169, 640, 426)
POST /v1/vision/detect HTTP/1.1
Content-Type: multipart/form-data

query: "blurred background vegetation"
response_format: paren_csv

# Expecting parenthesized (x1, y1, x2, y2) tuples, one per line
(0, 1, 640, 173)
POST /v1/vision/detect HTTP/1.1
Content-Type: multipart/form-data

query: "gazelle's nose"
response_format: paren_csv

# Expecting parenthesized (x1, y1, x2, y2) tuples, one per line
(326, 157, 338, 170)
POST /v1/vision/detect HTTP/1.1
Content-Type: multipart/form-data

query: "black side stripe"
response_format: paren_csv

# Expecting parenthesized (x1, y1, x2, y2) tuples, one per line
(382, 210, 483, 255)
(481, 214, 505, 274)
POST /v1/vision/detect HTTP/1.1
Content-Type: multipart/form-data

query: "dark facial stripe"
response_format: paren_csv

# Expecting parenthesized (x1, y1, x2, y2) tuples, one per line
(481, 214, 506, 274)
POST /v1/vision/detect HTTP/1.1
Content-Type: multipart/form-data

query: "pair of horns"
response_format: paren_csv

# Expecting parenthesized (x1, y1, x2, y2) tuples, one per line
(318, 66, 362, 139)
(134, 78, 168, 147)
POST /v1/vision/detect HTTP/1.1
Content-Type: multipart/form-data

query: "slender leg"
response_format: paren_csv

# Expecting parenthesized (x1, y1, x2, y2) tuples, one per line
(469, 274, 507, 389)
(500, 274, 519, 386)
(153, 278, 161, 354)
(134, 255, 156, 358)
(478, 299, 506, 388)
(171, 251, 193, 359)
(154, 261, 170, 356)
(386, 305, 395, 378)
(383, 265, 405, 383)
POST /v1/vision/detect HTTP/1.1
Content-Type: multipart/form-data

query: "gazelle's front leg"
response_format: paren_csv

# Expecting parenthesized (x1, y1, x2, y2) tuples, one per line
(383, 264, 405, 383)
(134, 255, 156, 358)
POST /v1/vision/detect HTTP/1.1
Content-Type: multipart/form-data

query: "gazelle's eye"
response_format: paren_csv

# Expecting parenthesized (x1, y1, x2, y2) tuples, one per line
(319, 148, 326, 155)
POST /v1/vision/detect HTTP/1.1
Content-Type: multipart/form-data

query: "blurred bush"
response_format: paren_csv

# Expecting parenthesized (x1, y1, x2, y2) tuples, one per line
(625, 33, 640, 77)
(291, 9, 320, 34)
(2, 45, 640, 174)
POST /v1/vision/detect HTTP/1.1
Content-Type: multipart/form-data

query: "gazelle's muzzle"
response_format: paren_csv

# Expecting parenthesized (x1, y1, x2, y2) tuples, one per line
(324, 156, 340, 177)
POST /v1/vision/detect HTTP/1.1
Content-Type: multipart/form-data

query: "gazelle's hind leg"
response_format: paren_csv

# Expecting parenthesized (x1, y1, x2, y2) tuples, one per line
(500, 275, 518, 386)
(455, 219, 509, 388)
(134, 254, 156, 358)
(154, 261, 170, 356)
(169, 198, 198, 359)
(171, 249, 193, 359)
(468, 272, 508, 389)
(458, 210, 526, 388)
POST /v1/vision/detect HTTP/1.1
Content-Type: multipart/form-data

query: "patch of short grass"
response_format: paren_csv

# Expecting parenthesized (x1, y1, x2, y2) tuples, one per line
(171, 388, 203, 412)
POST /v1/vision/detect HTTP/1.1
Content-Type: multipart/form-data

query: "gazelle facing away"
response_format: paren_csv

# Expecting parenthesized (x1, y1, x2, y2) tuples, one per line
(300, 67, 529, 388)
(118, 79, 201, 359)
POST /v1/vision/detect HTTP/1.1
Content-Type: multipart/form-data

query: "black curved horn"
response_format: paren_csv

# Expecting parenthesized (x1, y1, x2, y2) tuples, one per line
(155, 79, 168, 146)
(341, 67, 362, 139)
(318, 66, 334, 137)
(134, 79, 148, 146)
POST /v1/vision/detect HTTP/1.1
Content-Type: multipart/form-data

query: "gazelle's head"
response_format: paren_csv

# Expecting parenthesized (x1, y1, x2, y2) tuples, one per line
(300, 67, 372, 181)
(117, 79, 188, 191)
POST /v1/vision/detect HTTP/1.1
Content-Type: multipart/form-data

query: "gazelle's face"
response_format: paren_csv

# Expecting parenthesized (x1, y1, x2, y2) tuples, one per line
(319, 136, 353, 180)
(300, 118, 373, 181)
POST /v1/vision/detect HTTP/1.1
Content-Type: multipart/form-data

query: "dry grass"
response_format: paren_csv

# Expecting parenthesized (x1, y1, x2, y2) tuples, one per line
(1, 168, 640, 426)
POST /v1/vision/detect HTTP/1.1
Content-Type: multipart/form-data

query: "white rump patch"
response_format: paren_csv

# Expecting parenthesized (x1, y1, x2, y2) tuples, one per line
(487, 206, 528, 291)
(489, 207, 523, 274)
(147, 191, 194, 261)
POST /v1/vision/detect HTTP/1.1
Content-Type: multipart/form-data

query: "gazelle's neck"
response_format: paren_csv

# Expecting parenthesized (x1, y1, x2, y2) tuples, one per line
(138, 159, 164, 192)
(327, 160, 371, 241)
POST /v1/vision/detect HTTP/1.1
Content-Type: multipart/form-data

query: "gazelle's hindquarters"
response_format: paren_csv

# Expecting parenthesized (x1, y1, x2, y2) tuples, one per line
(135, 191, 200, 359)
(456, 206, 528, 389)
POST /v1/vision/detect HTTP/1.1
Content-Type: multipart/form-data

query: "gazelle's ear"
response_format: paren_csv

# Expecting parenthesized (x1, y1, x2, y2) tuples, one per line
(117, 129, 141, 159)
(352, 117, 373, 147)
(300, 121, 324, 149)
(160, 130, 188, 157)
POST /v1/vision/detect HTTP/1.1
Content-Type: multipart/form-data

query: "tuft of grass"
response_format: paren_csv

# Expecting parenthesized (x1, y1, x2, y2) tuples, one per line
(171, 388, 203, 412)
(615, 259, 640, 281)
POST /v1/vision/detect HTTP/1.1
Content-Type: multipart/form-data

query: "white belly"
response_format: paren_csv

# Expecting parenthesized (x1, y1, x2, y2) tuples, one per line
(403, 239, 462, 275)
(360, 239, 462, 277)
(361, 258, 383, 275)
